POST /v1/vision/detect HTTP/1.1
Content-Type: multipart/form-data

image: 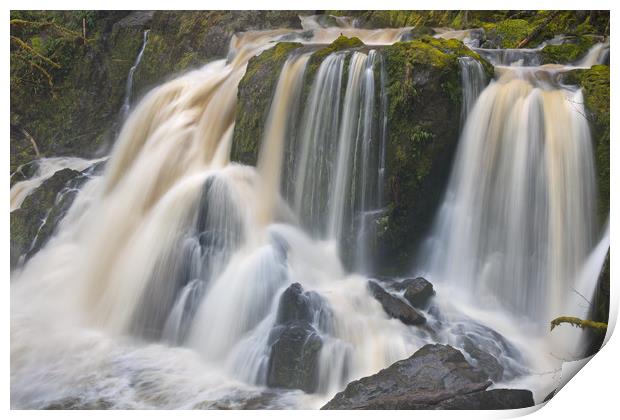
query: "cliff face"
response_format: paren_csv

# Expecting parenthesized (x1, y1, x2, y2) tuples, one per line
(10, 11, 307, 173)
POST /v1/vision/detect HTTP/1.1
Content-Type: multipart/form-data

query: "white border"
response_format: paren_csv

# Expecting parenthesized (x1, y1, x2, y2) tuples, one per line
(3, 1, 616, 419)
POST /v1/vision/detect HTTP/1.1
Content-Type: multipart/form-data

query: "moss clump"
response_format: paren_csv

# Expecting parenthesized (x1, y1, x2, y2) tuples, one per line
(306, 35, 364, 78)
(540, 36, 596, 64)
(482, 19, 533, 48)
(230, 42, 303, 165)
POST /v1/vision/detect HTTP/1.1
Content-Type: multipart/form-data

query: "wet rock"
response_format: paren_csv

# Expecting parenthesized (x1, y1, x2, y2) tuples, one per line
(462, 337, 504, 382)
(543, 390, 555, 402)
(394, 277, 435, 308)
(266, 321, 322, 393)
(322, 344, 533, 410)
(10, 168, 86, 268)
(433, 389, 534, 410)
(267, 283, 331, 393)
(368, 281, 426, 326)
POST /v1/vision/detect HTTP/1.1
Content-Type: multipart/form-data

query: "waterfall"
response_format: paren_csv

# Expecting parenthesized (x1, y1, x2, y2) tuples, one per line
(458, 56, 487, 123)
(11, 19, 609, 409)
(422, 67, 598, 326)
(120, 29, 150, 120)
(11, 28, 423, 409)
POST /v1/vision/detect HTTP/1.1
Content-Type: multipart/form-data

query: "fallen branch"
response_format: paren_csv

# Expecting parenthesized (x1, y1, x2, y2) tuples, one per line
(10, 36, 60, 69)
(20, 127, 42, 158)
(516, 11, 560, 48)
(550, 316, 607, 332)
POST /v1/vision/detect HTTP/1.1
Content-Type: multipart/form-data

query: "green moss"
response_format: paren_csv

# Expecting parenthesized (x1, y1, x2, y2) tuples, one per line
(306, 35, 364, 77)
(580, 65, 610, 225)
(550, 316, 607, 332)
(378, 37, 493, 273)
(488, 19, 533, 48)
(540, 36, 595, 64)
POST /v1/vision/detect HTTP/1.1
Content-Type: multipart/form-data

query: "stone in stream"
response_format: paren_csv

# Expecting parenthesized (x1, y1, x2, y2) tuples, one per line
(393, 276, 435, 308)
(368, 280, 426, 326)
(322, 344, 534, 410)
(462, 337, 504, 382)
(266, 282, 332, 393)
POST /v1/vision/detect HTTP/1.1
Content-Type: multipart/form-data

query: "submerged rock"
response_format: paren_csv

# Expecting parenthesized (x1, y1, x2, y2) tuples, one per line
(322, 344, 533, 410)
(266, 283, 331, 393)
(462, 337, 504, 382)
(394, 277, 435, 308)
(368, 281, 426, 325)
(267, 321, 322, 393)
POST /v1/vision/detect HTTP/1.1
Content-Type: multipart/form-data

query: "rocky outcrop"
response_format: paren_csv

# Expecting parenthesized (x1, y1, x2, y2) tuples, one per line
(266, 283, 331, 393)
(377, 37, 492, 274)
(368, 281, 426, 326)
(393, 277, 435, 308)
(10, 168, 85, 268)
(322, 344, 534, 410)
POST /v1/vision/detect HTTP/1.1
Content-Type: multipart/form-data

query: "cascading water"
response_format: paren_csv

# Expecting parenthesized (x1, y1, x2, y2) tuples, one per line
(119, 29, 150, 120)
(11, 16, 609, 409)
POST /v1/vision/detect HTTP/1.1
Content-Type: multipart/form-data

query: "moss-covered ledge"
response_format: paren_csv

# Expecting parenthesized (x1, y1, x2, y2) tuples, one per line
(540, 36, 596, 64)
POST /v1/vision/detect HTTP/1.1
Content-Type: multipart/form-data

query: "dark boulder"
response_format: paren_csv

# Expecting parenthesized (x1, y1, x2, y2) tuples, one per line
(266, 283, 332, 393)
(368, 281, 426, 326)
(267, 321, 322, 393)
(322, 344, 533, 410)
(394, 277, 435, 308)
(433, 389, 534, 410)
(462, 337, 504, 382)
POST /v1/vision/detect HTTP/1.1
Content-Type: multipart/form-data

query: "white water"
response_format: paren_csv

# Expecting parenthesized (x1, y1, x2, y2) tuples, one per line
(10, 156, 104, 211)
(11, 18, 610, 409)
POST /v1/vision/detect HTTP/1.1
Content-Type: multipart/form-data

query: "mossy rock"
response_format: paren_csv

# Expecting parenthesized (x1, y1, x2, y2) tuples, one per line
(230, 42, 304, 165)
(540, 36, 596, 64)
(564, 65, 610, 226)
(377, 37, 491, 274)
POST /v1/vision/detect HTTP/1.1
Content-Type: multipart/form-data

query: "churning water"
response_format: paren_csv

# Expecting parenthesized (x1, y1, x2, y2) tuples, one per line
(11, 16, 609, 409)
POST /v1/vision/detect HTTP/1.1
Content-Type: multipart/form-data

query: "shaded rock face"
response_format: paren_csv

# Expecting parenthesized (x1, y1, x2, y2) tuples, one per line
(322, 344, 534, 410)
(393, 277, 435, 308)
(368, 281, 426, 326)
(10, 162, 103, 269)
(266, 282, 332, 393)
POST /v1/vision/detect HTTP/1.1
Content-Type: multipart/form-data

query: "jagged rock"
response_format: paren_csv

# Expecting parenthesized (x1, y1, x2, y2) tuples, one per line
(394, 277, 435, 308)
(10, 168, 85, 268)
(322, 344, 534, 410)
(462, 337, 504, 382)
(266, 283, 331, 393)
(368, 281, 426, 325)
